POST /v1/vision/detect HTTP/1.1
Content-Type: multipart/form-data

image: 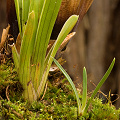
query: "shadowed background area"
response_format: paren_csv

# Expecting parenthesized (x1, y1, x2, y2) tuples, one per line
(0, 0, 120, 108)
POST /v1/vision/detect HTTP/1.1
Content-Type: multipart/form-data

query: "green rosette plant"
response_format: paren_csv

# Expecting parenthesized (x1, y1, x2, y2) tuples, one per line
(12, 0, 79, 103)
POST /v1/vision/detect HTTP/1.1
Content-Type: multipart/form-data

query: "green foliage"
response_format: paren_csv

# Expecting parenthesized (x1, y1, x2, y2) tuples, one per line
(53, 58, 115, 116)
(13, 0, 78, 102)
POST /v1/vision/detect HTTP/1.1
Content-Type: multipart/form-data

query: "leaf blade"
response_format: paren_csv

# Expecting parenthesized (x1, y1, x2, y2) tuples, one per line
(81, 67, 87, 112)
(53, 58, 82, 114)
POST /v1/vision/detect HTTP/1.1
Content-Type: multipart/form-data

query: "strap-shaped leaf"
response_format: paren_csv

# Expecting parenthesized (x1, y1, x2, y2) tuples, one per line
(14, 0, 22, 36)
(22, 0, 30, 29)
(44, 15, 79, 71)
(28, 0, 45, 55)
(31, 0, 62, 92)
(29, 0, 44, 23)
(19, 11, 36, 101)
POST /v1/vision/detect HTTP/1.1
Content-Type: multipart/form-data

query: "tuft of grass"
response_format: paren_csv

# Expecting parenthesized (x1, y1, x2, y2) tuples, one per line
(53, 58, 115, 116)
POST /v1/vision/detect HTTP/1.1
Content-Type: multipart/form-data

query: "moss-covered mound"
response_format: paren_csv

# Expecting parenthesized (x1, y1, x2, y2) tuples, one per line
(0, 61, 120, 120)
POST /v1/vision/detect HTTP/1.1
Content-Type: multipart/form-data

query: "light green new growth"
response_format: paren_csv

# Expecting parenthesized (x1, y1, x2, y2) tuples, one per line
(81, 67, 87, 113)
(13, 0, 78, 103)
(54, 58, 115, 115)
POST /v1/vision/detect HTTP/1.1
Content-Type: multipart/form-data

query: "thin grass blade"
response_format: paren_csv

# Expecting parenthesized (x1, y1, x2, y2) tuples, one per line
(81, 67, 87, 113)
(53, 58, 81, 114)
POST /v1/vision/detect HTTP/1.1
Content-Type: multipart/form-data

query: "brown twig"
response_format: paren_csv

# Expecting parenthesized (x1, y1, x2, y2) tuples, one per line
(90, 80, 107, 97)
(111, 94, 120, 103)
(6, 85, 10, 101)
(90, 80, 120, 104)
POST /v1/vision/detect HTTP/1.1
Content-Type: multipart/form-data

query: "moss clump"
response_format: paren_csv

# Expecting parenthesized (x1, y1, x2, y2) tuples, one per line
(0, 60, 120, 119)
(90, 98, 120, 120)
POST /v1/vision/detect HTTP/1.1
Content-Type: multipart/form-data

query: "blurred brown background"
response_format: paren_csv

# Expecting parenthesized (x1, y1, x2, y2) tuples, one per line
(0, 0, 120, 108)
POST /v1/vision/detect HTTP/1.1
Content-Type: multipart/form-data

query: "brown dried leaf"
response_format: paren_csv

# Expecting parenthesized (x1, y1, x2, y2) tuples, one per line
(15, 33, 21, 54)
(55, 32, 76, 59)
(59, 32, 76, 51)
(0, 24, 10, 51)
(47, 32, 75, 59)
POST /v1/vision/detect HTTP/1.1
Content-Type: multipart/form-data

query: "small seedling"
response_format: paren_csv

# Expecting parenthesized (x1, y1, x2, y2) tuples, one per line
(53, 58, 115, 116)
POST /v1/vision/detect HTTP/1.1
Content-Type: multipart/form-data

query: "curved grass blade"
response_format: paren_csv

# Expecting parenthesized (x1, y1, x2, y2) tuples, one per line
(84, 58, 115, 114)
(53, 58, 81, 114)
(44, 16, 78, 71)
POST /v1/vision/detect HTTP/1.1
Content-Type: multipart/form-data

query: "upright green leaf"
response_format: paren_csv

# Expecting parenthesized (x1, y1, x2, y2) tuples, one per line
(14, 0, 22, 36)
(81, 67, 87, 112)
(19, 11, 37, 101)
(29, 0, 44, 23)
(22, 0, 30, 30)
(28, 0, 45, 56)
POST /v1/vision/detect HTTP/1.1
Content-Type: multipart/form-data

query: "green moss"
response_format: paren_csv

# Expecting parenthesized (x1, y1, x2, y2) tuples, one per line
(0, 61, 120, 119)
(90, 98, 120, 120)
